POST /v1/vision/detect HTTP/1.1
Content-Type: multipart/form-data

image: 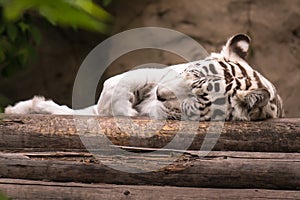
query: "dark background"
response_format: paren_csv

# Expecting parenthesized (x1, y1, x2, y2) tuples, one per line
(0, 0, 299, 117)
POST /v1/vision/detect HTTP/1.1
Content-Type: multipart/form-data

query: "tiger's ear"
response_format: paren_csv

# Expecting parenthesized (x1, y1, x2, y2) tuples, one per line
(221, 34, 251, 61)
(238, 89, 270, 110)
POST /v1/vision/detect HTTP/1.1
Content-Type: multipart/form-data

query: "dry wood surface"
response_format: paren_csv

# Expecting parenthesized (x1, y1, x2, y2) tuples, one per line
(0, 114, 299, 199)
(0, 114, 299, 152)
(0, 179, 299, 200)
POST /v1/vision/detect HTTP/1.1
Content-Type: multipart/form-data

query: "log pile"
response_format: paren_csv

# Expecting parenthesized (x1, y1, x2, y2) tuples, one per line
(0, 114, 299, 199)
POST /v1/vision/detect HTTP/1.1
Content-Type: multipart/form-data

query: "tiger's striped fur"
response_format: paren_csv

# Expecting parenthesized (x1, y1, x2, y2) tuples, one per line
(5, 34, 284, 121)
(155, 34, 284, 121)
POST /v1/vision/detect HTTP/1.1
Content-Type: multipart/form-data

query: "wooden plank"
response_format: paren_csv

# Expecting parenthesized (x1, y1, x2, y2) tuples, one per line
(0, 115, 299, 152)
(0, 151, 299, 189)
(0, 179, 299, 200)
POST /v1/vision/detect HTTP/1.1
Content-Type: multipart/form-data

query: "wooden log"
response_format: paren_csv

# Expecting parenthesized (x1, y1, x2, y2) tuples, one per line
(0, 179, 299, 200)
(0, 114, 299, 152)
(0, 151, 299, 189)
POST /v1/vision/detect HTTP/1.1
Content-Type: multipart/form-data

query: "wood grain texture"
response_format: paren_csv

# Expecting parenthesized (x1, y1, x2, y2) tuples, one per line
(0, 115, 299, 199)
(0, 151, 299, 189)
(0, 179, 299, 200)
(0, 114, 299, 152)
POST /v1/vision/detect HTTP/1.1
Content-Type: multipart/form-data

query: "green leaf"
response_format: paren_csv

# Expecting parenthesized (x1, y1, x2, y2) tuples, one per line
(29, 25, 41, 44)
(102, 0, 112, 7)
(1, 0, 37, 20)
(66, 0, 113, 22)
(18, 21, 30, 32)
(6, 23, 18, 41)
(0, 0, 115, 78)
(1, 0, 114, 34)
(38, 2, 111, 33)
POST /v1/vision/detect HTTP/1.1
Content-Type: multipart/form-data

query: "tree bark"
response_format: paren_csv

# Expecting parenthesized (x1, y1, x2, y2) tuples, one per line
(0, 114, 299, 152)
(0, 178, 299, 200)
(0, 151, 299, 189)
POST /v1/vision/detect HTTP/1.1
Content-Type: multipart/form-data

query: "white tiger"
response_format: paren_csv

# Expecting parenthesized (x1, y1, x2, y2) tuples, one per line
(5, 34, 284, 121)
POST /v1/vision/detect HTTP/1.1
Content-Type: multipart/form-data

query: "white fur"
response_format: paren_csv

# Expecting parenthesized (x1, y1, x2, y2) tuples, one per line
(237, 40, 249, 52)
(4, 34, 282, 121)
(5, 62, 194, 117)
(96, 63, 193, 118)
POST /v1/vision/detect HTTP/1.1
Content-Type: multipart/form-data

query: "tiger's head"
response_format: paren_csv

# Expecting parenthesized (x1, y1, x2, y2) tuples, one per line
(156, 34, 284, 121)
(218, 34, 285, 120)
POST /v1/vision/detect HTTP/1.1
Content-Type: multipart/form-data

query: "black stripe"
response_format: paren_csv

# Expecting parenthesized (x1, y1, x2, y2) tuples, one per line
(202, 66, 209, 73)
(253, 71, 264, 88)
(236, 63, 248, 77)
(197, 93, 209, 101)
(236, 63, 252, 90)
(200, 109, 210, 118)
(219, 61, 233, 84)
(209, 64, 218, 74)
(245, 78, 252, 90)
(235, 78, 241, 90)
(228, 63, 236, 77)
(191, 80, 204, 88)
(225, 83, 233, 93)
(205, 101, 212, 107)
(190, 70, 201, 78)
(219, 61, 228, 69)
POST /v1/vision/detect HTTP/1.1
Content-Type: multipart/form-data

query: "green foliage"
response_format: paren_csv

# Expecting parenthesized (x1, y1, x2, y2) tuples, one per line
(0, 11, 39, 77)
(0, 0, 114, 33)
(0, 0, 114, 77)
(0, 0, 114, 112)
(102, 0, 113, 7)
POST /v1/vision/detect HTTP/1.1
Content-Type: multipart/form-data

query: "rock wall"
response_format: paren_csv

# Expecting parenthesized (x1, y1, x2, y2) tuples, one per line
(0, 0, 299, 117)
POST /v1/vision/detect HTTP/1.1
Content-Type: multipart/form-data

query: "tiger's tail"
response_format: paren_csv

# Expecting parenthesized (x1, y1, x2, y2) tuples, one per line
(4, 96, 97, 115)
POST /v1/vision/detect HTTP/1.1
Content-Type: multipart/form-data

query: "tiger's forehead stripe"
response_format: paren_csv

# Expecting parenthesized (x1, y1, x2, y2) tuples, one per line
(253, 71, 264, 88)
(228, 62, 253, 90)
(229, 62, 236, 77)
(218, 61, 233, 85)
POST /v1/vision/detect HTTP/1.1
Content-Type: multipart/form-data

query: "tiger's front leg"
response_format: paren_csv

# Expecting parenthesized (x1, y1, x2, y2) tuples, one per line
(97, 68, 164, 117)
(96, 74, 139, 117)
